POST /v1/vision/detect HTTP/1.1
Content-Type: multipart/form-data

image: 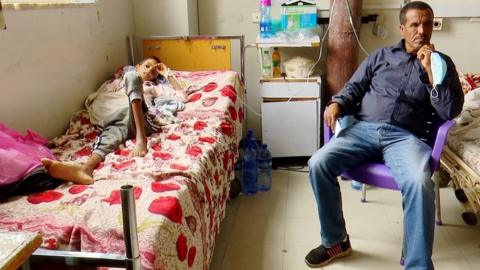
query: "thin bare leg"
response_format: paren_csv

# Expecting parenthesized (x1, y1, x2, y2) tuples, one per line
(41, 154, 103, 185)
(132, 138, 147, 157)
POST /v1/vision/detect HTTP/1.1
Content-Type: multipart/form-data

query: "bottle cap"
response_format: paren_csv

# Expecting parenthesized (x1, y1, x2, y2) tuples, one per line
(261, 0, 271, 6)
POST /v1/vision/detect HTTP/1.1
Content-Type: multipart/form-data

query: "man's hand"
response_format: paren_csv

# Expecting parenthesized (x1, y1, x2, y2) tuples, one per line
(324, 102, 342, 133)
(417, 43, 435, 85)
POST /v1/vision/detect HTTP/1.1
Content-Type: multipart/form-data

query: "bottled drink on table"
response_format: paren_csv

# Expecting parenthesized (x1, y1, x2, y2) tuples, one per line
(272, 47, 281, 78)
(261, 49, 273, 78)
(259, 0, 272, 38)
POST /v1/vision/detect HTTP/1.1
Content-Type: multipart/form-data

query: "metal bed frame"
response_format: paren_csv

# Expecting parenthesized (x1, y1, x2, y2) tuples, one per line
(30, 185, 141, 270)
(440, 146, 480, 226)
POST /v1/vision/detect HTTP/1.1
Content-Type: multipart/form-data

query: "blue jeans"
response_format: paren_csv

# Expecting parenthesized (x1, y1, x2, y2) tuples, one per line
(308, 120, 435, 270)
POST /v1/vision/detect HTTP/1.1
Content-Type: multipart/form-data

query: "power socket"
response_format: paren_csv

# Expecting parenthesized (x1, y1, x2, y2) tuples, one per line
(433, 17, 443, 31)
(252, 12, 260, 23)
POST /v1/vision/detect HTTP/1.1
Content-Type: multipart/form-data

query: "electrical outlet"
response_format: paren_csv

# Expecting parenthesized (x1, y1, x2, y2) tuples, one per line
(433, 17, 443, 30)
(252, 12, 260, 23)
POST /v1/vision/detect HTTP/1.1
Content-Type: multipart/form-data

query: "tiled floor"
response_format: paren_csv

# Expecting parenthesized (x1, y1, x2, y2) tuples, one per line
(210, 169, 480, 270)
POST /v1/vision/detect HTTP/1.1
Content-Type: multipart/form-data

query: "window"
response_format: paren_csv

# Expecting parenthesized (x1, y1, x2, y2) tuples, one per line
(3, 0, 95, 3)
(2, 0, 95, 10)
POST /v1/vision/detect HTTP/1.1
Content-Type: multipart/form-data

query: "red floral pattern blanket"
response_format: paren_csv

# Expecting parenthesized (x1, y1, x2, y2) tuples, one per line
(0, 71, 244, 270)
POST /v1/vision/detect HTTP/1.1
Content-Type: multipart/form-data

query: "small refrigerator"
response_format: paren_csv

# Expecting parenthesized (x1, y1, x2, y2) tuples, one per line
(261, 99, 321, 157)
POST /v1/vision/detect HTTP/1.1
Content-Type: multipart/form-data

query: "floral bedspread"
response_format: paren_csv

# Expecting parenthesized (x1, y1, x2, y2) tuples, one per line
(0, 70, 244, 270)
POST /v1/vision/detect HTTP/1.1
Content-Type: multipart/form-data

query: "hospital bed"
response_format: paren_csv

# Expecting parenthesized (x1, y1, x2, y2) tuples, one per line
(0, 35, 245, 270)
(439, 72, 480, 226)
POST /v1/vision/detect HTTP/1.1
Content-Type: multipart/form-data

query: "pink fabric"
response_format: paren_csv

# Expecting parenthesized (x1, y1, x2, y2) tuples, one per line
(0, 123, 55, 186)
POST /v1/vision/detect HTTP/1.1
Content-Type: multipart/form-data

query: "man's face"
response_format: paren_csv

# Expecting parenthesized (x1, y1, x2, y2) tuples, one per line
(400, 9, 433, 54)
(136, 58, 159, 82)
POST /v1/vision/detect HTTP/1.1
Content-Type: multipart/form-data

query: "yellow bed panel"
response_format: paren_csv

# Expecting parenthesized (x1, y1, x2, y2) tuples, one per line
(143, 39, 231, 72)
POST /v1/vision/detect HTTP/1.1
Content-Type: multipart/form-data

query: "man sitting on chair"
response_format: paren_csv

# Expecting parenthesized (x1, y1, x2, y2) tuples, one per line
(305, 1, 463, 270)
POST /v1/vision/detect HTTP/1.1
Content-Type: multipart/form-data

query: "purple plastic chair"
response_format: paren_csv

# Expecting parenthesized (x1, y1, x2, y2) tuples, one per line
(324, 119, 455, 226)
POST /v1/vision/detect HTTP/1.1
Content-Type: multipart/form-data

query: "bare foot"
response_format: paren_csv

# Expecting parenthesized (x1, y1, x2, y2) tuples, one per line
(41, 158, 94, 185)
(132, 139, 147, 157)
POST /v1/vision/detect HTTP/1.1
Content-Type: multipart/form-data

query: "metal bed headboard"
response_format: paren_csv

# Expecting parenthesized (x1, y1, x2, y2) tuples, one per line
(128, 35, 245, 84)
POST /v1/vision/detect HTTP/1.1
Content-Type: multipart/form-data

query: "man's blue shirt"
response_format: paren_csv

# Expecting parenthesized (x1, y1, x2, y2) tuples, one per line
(331, 40, 464, 139)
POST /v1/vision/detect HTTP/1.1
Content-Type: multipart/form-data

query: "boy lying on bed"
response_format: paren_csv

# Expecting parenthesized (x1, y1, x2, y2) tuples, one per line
(42, 56, 182, 185)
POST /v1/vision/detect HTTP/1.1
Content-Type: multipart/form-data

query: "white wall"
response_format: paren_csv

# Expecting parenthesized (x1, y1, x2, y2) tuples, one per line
(0, 0, 135, 138)
(132, 0, 199, 61)
(132, 0, 198, 38)
(199, 0, 480, 137)
(359, 10, 480, 73)
(187, 0, 199, 35)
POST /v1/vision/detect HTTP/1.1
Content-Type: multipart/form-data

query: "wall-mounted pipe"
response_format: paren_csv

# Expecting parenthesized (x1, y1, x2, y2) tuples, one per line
(325, 0, 363, 97)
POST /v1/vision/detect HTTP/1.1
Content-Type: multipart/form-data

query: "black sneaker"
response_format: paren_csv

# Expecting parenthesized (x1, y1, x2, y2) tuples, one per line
(305, 236, 352, 268)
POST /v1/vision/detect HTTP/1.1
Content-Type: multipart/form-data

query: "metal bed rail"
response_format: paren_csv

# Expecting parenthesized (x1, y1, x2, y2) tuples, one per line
(30, 185, 141, 270)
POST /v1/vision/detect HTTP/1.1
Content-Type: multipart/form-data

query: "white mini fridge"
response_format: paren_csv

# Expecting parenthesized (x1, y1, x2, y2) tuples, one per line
(261, 99, 321, 157)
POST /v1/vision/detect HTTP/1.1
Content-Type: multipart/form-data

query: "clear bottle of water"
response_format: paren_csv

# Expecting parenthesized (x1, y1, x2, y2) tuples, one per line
(245, 129, 260, 153)
(242, 129, 259, 195)
(259, 0, 272, 38)
(258, 144, 272, 191)
(261, 49, 273, 78)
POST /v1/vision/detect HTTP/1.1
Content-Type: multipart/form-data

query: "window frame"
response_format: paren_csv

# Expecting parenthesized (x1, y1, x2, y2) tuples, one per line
(1, 0, 96, 10)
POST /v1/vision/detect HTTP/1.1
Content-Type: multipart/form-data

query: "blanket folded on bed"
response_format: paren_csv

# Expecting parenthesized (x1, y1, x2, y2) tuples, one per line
(0, 123, 55, 186)
(456, 88, 480, 126)
(151, 97, 185, 123)
(85, 74, 187, 127)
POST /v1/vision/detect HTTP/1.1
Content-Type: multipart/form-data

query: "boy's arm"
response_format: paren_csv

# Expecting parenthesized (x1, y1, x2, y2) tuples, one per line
(156, 63, 183, 90)
(166, 73, 183, 90)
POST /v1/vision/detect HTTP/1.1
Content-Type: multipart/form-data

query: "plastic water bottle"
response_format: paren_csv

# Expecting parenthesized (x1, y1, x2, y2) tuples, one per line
(245, 129, 260, 153)
(258, 144, 272, 191)
(259, 0, 272, 38)
(242, 129, 259, 195)
(261, 49, 273, 78)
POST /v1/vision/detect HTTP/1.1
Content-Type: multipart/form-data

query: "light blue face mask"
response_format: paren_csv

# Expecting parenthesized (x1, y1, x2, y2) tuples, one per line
(430, 52, 447, 98)
(431, 52, 447, 86)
